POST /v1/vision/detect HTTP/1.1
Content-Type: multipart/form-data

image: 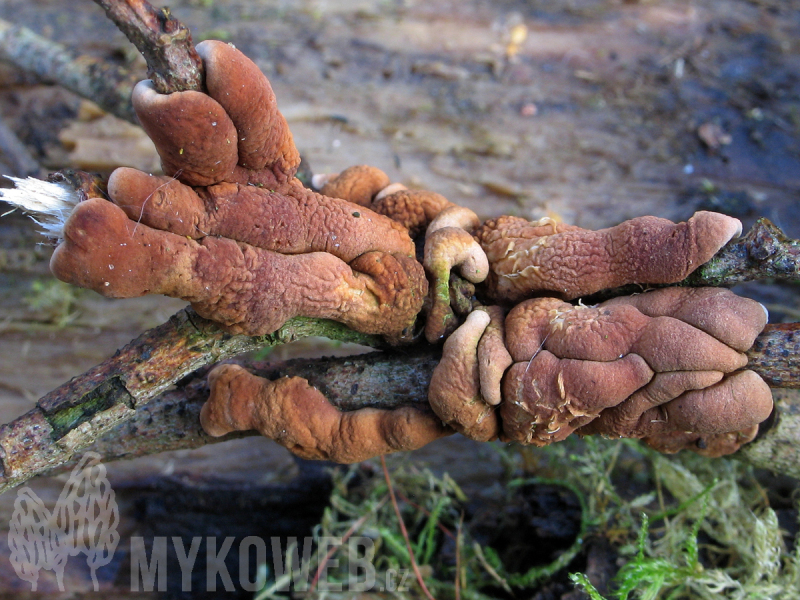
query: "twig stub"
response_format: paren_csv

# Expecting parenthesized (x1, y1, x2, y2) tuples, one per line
(92, 0, 204, 94)
(687, 218, 800, 287)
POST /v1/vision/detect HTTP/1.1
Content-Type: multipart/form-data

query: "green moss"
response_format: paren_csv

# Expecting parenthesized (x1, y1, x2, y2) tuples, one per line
(252, 438, 800, 599)
(45, 376, 134, 439)
(23, 279, 80, 326)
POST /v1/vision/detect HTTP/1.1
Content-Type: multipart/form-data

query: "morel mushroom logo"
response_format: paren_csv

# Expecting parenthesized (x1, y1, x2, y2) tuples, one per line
(8, 452, 119, 592)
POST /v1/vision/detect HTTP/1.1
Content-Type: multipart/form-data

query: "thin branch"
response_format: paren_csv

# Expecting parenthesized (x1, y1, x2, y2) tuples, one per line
(1, 319, 795, 494)
(0, 18, 138, 123)
(41, 348, 441, 478)
(90, 0, 203, 94)
(0, 309, 385, 494)
(0, 113, 40, 177)
(687, 218, 800, 287)
(0, 0, 203, 124)
(746, 323, 800, 387)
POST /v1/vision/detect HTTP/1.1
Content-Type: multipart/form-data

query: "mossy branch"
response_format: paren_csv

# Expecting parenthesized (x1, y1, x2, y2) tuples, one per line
(0, 307, 797, 494)
(0, 309, 386, 494)
(0, 0, 799, 493)
(686, 218, 800, 287)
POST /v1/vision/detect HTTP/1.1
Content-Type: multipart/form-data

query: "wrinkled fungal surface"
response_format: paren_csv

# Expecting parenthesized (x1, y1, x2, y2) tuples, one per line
(50, 41, 427, 343)
(475, 212, 743, 303)
(41, 40, 773, 463)
(429, 288, 773, 457)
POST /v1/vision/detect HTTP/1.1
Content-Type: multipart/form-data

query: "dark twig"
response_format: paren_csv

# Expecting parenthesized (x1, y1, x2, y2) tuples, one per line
(746, 323, 800, 388)
(35, 330, 800, 481)
(0, 308, 385, 494)
(90, 0, 203, 94)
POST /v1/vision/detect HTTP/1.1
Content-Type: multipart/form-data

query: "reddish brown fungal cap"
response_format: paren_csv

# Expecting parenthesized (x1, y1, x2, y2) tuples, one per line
(455, 287, 773, 453)
(642, 426, 760, 458)
(317, 165, 391, 207)
(53, 191, 427, 342)
(132, 80, 239, 186)
(502, 351, 654, 445)
(371, 189, 453, 237)
(107, 167, 417, 262)
(202, 364, 451, 463)
(602, 287, 767, 352)
(196, 41, 299, 181)
(428, 309, 500, 442)
(134, 40, 300, 188)
(475, 211, 743, 303)
(427, 306, 514, 439)
(477, 306, 514, 406)
(655, 370, 772, 435)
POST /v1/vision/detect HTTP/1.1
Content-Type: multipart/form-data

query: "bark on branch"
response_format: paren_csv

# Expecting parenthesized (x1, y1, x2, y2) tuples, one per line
(0, 0, 203, 124)
(1, 0, 799, 493)
(0, 310, 385, 494)
(90, 0, 203, 94)
(0, 18, 138, 123)
(35, 330, 800, 482)
(0, 302, 797, 494)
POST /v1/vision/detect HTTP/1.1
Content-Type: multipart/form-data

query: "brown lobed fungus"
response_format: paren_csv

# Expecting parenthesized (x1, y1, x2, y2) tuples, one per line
(36, 41, 450, 462)
(7, 39, 774, 464)
(201, 364, 451, 463)
(332, 184, 746, 342)
(49, 41, 428, 343)
(311, 166, 488, 342)
(428, 287, 772, 457)
(474, 212, 742, 303)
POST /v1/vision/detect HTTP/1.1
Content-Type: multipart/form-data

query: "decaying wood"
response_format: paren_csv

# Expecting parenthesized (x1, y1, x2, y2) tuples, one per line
(0, 0, 203, 124)
(49, 349, 442, 475)
(0, 311, 796, 494)
(686, 218, 800, 287)
(44, 335, 800, 481)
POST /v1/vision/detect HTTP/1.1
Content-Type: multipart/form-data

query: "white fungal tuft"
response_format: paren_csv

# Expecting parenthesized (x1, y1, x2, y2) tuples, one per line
(0, 176, 81, 241)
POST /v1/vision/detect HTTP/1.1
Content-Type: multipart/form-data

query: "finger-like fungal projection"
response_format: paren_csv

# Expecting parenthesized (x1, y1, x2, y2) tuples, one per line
(428, 309, 499, 442)
(475, 212, 743, 303)
(315, 165, 390, 207)
(202, 364, 452, 463)
(134, 41, 300, 188)
(424, 228, 490, 342)
(49, 41, 428, 343)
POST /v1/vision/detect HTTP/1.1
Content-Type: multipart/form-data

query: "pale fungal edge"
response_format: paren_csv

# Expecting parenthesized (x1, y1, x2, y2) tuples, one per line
(0, 176, 80, 241)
